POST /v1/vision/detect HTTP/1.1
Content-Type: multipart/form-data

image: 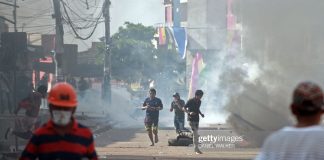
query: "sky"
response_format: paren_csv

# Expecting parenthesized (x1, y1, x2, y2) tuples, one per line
(0, 0, 165, 51)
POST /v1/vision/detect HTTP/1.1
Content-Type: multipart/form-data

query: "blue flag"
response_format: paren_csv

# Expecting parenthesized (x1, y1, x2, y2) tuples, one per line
(172, 27, 187, 59)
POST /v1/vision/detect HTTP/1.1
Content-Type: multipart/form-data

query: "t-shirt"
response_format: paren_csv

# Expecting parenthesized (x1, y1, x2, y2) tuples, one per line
(255, 125, 324, 160)
(185, 98, 201, 122)
(143, 97, 163, 120)
(20, 119, 97, 160)
(171, 99, 185, 116)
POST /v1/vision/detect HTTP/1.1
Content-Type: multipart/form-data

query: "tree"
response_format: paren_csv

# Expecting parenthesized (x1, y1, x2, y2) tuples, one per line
(97, 22, 186, 91)
(109, 22, 157, 83)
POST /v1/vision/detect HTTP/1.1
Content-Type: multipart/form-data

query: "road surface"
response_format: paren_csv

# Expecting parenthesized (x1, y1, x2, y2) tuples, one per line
(95, 128, 259, 160)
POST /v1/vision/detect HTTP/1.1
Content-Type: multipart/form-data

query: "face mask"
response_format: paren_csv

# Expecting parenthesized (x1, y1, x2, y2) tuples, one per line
(52, 110, 72, 126)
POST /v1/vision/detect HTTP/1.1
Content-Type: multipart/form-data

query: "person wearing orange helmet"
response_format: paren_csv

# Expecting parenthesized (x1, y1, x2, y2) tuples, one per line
(19, 82, 98, 160)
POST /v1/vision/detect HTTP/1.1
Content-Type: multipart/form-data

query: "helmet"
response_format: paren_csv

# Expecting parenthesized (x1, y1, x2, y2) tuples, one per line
(47, 82, 78, 108)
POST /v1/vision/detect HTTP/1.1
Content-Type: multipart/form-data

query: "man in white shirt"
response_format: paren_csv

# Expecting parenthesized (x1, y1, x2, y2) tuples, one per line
(255, 81, 324, 160)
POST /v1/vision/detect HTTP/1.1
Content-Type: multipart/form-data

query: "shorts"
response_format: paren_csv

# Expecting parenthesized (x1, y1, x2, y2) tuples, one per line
(144, 117, 159, 131)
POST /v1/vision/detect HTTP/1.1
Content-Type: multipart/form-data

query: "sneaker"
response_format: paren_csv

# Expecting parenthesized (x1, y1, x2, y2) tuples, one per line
(195, 150, 203, 154)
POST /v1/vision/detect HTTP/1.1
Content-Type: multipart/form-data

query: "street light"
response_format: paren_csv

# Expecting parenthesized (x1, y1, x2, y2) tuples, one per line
(50, 50, 58, 83)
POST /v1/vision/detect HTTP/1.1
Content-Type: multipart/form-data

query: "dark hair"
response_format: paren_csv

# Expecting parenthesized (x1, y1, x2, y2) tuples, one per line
(195, 90, 203, 96)
(173, 92, 180, 97)
(295, 100, 322, 116)
(149, 88, 156, 94)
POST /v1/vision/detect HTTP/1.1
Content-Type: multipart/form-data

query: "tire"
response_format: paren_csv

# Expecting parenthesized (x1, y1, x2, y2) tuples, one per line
(168, 137, 193, 146)
(177, 137, 193, 146)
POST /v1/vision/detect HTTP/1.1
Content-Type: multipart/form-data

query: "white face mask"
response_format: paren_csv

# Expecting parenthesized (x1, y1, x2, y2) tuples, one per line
(52, 110, 72, 126)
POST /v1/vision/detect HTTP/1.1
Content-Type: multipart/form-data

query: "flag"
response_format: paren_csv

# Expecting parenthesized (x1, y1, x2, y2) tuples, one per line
(227, 0, 236, 47)
(172, 27, 187, 59)
(188, 53, 205, 99)
(227, 0, 236, 31)
(165, 27, 175, 49)
(227, 0, 241, 55)
(159, 27, 166, 45)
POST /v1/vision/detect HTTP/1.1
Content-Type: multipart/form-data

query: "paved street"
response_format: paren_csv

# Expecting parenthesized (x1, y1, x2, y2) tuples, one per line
(95, 128, 259, 160)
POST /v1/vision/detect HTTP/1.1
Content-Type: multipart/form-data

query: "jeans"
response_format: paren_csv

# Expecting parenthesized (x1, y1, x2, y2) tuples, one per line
(174, 114, 185, 132)
(189, 121, 199, 151)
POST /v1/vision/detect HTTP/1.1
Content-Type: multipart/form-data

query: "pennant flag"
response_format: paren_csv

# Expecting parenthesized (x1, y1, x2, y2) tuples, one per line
(172, 27, 187, 59)
(227, 0, 242, 55)
(165, 27, 175, 50)
(227, 0, 236, 30)
(159, 27, 166, 45)
(188, 53, 205, 99)
(227, 0, 236, 47)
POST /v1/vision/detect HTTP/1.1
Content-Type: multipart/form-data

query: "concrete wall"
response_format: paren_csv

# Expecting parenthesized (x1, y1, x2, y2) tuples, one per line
(187, 0, 227, 52)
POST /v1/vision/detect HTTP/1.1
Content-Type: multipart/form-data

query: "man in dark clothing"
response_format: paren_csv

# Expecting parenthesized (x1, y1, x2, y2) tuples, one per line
(38, 74, 48, 86)
(170, 92, 186, 133)
(142, 88, 163, 146)
(185, 89, 205, 154)
(78, 77, 88, 98)
(66, 74, 77, 89)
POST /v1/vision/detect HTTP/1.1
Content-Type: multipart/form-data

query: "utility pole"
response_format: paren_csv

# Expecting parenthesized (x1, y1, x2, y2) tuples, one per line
(0, 1, 19, 31)
(52, 0, 65, 83)
(13, 0, 17, 32)
(102, 0, 111, 105)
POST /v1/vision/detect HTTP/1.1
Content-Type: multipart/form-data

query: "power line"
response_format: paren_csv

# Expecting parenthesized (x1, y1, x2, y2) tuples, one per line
(8, 24, 55, 29)
(61, 0, 103, 40)
(62, 0, 102, 23)
(61, 0, 103, 32)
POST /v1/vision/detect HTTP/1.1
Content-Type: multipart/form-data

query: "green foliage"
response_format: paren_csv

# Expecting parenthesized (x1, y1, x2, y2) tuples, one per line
(97, 22, 185, 85)
(110, 22, 158, 83)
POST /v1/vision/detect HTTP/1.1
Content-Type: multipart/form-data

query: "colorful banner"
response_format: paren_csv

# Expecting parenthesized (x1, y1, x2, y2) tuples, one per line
(227, 0, 235, 30)
(165, 27, 175, 49)
(227, 0, 241, 55)
(188, 53, 205, 99)
(158, 27, 167, 45)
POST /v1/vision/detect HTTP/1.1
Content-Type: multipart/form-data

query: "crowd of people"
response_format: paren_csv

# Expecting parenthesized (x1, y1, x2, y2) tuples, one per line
(135, 81, 324, 158)
(140, 88, 205, 154)
(4, 78, 324, 159)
